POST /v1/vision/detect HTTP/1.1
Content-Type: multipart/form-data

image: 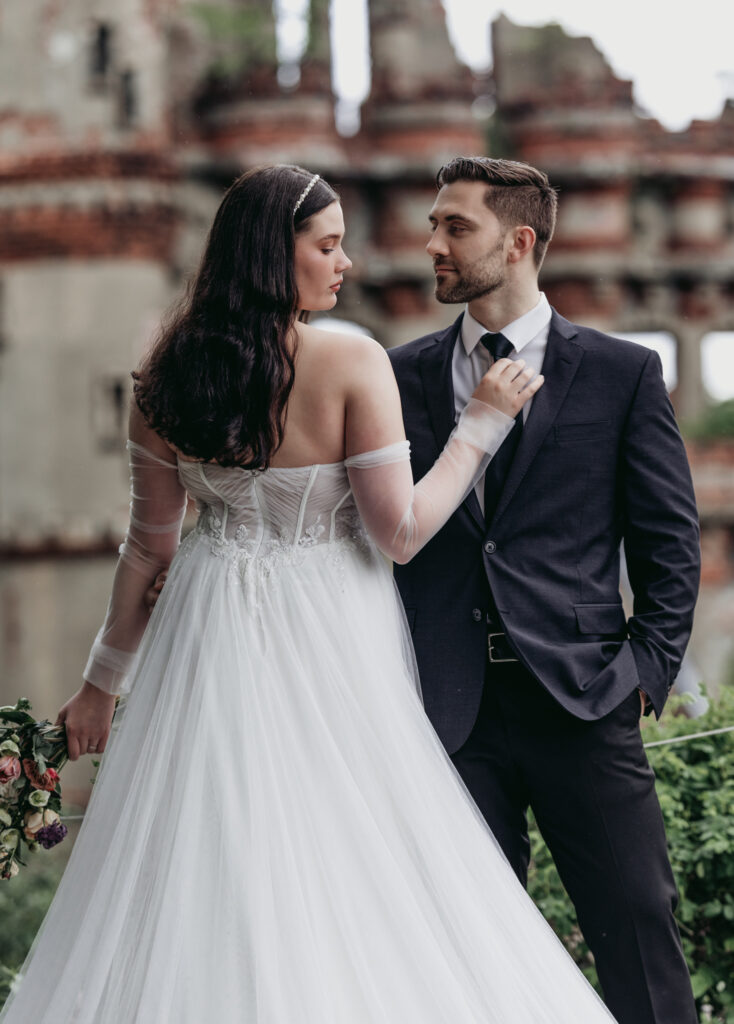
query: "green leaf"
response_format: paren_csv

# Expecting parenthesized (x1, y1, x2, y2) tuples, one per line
(0, 710, 35, 726)
(691, 968, 716, 999)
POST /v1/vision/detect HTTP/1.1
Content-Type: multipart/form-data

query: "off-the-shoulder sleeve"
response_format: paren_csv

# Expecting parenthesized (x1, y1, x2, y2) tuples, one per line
(346, 398, 513, 563)
(82, 440, 188, 694)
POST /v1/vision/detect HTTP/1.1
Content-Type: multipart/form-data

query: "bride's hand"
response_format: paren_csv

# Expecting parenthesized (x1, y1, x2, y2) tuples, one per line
(56, 682, 117, 761)
(472, 358, 543, 418)
(145, 570, 167, 613)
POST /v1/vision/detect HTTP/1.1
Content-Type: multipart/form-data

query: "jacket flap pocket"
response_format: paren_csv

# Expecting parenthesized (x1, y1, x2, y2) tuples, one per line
(574, 603, 627, 635)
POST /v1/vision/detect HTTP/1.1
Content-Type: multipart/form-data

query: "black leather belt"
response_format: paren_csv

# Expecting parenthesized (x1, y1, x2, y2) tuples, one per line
(488, 632, 519, 663)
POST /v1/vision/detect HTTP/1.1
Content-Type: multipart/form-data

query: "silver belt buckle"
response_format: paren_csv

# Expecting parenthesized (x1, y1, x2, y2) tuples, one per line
(488, 632, 516, 663)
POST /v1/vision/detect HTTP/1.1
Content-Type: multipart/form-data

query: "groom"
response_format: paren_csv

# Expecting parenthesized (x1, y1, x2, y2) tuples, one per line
(387, 157, 700, 1024)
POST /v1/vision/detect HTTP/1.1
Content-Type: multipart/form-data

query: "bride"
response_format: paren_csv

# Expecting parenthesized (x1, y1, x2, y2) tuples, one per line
(1, 165, 615, 1022)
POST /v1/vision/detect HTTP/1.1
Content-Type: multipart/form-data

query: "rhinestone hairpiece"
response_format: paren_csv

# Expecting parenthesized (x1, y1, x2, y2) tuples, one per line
(293, 174, 320, 215)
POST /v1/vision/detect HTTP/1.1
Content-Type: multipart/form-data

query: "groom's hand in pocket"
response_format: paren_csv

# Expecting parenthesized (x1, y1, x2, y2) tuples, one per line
(145, 571, 168, 613)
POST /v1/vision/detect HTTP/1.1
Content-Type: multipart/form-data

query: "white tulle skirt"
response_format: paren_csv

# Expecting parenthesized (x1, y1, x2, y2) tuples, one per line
(2, 532, 614, 1023)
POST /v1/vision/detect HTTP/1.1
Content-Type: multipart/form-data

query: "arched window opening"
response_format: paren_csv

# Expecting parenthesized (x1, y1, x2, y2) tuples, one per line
(90, 23, 113, 86)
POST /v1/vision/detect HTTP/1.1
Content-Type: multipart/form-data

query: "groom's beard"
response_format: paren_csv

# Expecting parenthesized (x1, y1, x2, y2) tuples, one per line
(434, 238, 506, 304)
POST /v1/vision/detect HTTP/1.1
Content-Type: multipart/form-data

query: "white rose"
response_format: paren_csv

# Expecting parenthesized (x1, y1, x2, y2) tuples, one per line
(0, 828, 19, 851)
(0, 740, 20, 757)
(0, 781, 16, 801)
(0, 808, 11, 828)
(28, 789, 50, 808)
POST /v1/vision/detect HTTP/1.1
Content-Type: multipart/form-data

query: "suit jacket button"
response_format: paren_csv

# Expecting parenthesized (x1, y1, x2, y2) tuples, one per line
(484, 540, 496, 554)
(472, 608, 482, 621)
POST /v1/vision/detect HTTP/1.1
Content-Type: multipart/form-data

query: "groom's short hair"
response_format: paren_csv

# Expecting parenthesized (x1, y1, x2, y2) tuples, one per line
(436, 157, 558, 268)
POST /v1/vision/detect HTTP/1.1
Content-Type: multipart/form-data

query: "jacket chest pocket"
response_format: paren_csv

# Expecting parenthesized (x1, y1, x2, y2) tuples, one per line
(554, 420, 611, 444)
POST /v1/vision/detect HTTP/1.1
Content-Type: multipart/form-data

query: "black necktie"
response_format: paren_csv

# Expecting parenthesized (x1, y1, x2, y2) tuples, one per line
(480, 332, 523, 524)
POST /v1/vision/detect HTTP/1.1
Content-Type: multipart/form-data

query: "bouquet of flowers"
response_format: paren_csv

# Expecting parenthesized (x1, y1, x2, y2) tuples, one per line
(0, 698, 69, 880)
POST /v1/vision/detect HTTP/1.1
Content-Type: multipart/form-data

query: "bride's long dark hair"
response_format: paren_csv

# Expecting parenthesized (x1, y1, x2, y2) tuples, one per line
(132, 164, 339, 468)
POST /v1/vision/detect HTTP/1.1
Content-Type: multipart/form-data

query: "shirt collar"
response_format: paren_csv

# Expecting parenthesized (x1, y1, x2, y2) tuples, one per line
(461, 293, 552, 356)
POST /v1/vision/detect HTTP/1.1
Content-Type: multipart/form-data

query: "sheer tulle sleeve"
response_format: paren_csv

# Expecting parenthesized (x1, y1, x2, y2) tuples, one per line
(82, 440, 188, 694)
(345, 398, 513, 564)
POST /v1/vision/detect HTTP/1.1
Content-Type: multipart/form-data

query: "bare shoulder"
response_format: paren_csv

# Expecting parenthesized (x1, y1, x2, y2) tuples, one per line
(295, 325, 404, 454)
(299, 322, 385, 360)
(298, 324, 392, 389)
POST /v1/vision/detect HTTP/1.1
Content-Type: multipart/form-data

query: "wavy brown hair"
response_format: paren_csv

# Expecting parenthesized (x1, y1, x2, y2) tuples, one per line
(132, 164, 339, 468)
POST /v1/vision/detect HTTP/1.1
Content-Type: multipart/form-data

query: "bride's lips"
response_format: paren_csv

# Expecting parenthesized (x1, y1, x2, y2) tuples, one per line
(330, 281, 342, 292)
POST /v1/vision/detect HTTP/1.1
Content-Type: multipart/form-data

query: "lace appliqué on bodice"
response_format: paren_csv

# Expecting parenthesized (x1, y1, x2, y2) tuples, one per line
(177, 460, 374, 602)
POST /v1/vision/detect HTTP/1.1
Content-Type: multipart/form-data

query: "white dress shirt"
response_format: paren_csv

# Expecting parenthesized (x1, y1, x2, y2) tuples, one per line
(452, 292, 552, 514)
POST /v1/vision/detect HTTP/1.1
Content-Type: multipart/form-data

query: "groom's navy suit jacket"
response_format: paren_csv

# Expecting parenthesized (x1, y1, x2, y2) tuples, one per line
(388, 310, 700, 755)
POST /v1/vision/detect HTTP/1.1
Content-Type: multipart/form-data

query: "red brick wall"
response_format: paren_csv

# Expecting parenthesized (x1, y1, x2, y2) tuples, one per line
(0, 204, 178, 261)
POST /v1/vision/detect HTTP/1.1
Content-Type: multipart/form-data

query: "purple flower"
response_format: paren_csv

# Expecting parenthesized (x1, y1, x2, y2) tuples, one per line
(35, 821, 68, 849)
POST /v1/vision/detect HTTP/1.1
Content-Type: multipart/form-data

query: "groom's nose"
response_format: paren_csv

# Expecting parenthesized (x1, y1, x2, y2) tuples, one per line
(426, 231, 448, 259)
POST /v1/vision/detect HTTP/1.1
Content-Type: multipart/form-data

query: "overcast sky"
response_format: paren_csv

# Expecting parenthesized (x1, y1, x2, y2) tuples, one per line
(441, 0, 734, 130)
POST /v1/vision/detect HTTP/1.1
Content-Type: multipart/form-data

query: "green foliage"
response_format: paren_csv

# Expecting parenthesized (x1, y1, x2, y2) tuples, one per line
(187, 3, 276, 77)
(0, 822, 77, 1009)
(528, 686, 734, 1023)
(684, 399, 734, 441)
(644, 689, 734, 1021)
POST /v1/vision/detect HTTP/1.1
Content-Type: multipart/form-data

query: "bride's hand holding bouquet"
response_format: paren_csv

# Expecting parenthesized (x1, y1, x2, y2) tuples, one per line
(56, 681, 116, 762)
(0, 696, 93, 880)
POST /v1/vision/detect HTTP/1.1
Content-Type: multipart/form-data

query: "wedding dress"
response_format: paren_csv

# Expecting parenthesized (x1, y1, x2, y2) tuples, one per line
(1, 398, 615, 1023)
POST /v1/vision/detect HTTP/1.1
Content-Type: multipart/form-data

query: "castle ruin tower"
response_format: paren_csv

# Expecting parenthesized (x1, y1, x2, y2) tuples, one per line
(363, 0, 483, 163)
(0, 0, 181, 551)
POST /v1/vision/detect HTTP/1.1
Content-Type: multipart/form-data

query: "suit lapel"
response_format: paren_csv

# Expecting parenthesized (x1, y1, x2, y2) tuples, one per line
(419, 316, 461, 451)
(489, 311, 583, 528)
(418, 314, 485, 533)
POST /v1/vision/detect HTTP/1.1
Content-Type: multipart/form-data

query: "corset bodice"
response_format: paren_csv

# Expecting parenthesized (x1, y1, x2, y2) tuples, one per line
(177, 458, 367, 560)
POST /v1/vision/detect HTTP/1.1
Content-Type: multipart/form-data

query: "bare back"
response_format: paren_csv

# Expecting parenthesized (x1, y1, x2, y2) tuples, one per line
(269, 322, 406, 468)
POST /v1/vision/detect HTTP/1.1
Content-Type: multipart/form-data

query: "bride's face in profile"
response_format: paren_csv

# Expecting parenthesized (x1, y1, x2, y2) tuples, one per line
(294, 201, 352, 312)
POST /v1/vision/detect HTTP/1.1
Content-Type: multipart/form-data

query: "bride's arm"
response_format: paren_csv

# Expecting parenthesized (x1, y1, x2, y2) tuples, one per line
(344, 340, 542, 564)
(57, 404, 188, 759)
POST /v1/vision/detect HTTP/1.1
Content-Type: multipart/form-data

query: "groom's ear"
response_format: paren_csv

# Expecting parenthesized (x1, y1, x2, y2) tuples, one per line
(507, 226, 536, 264)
